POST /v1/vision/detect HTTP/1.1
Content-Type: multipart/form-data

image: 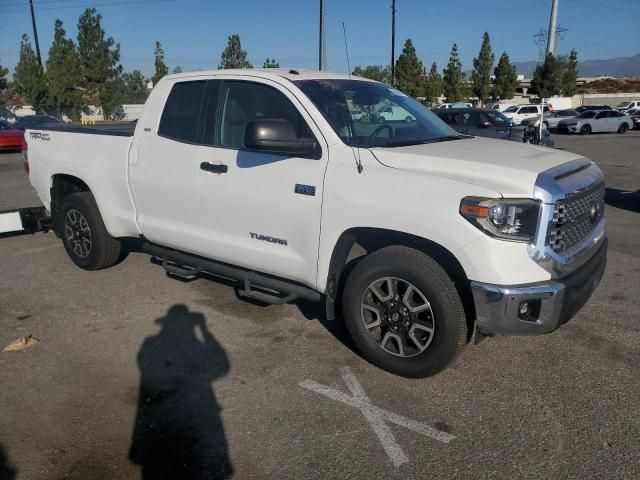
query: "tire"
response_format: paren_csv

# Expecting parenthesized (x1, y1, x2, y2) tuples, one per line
(378, 116, 386, 124)
(341, 246, 467, 378)
(405, 116, 413, 123)
(580, 124, 591, 135)
(542, 121, 549, 130)
(60, 192, 122, 270)
(618, 123, 629, 134)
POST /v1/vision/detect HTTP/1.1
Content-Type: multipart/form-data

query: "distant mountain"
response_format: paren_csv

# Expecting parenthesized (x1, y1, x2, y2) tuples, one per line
(510, 53, 640, 78)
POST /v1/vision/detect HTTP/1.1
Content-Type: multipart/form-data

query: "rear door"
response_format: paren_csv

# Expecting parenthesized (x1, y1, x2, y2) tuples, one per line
(593, 111, 608, 132)
(129, 80, 210, 255)
(196, 78, 328, 286)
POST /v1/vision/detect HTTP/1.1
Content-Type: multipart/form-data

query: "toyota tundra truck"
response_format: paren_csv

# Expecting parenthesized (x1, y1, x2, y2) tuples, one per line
(22, 69, 607, 377)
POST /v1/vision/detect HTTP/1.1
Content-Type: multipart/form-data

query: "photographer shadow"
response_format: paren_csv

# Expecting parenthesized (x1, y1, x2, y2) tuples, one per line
(129, 305, 232, 479)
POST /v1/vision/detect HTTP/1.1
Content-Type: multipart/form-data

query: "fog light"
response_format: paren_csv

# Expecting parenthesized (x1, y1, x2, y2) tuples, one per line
(519, 302, 530, 317)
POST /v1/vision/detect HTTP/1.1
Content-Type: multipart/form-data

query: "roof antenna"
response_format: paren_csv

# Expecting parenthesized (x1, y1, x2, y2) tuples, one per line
(343, 22, 363, 173)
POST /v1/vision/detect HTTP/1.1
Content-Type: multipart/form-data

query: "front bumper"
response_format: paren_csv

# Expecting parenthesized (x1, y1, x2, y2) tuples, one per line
(471, 238, 607, 336)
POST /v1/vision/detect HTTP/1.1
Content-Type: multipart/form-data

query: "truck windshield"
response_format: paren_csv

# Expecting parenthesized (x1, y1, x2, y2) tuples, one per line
(294, 79, 462, 148)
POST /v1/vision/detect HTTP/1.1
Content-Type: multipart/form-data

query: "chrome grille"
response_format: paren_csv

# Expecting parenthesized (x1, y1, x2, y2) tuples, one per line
(549, 182, 605, 253)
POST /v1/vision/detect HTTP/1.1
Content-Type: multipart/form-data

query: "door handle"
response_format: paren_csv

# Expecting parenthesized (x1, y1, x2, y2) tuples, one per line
(200, 162, 228, 173)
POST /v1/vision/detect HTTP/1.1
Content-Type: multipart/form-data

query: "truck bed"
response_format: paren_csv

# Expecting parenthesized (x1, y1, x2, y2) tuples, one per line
(32, 122, 136, 137)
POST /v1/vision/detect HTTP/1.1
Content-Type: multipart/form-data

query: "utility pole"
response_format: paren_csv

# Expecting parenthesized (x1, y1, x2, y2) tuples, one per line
(29, 0, 42, 66)
(318, 0, 327, 71)
(546, 0, 559, 56)
(391, 0, 396, 85)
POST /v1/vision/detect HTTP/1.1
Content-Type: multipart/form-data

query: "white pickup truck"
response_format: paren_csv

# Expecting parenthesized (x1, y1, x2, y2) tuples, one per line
(23, 69, 607, 377)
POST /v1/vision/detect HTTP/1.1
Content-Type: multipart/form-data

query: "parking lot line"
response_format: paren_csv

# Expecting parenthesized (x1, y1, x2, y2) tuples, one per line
(300, 366, 455, 467)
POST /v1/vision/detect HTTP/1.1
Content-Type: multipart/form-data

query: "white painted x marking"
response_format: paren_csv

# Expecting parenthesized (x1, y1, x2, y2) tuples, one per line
(299, 366, 455, 467)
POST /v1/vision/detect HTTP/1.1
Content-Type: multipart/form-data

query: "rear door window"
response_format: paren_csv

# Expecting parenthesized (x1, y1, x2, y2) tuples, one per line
(158, 81, 207, 143)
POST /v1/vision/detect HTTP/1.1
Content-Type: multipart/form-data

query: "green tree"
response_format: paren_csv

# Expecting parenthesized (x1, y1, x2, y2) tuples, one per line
(219, 34, 252, 69)
(423, 62, 443, 102)
(77, 8, 122, 117)
(471, 32, 495, 105)
(47, 20, 81, 118)
(560, 49, 578, 96)
(0, 58, 8, 90)
(263, 58, 280, 68)
(394, 39, 424, 97)
(122, 70, 147, 103)
(172, 66, 183, 74)
(443, 43, 465, 102)
(531, 53, 561, 98)
(352, 65, 392, 83)
(14, 34, 49, 111)
(152, 41, 168, 86)
(493, 52, 518, 100)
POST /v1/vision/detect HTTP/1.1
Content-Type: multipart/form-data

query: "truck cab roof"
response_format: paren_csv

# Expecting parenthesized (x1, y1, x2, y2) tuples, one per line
(163, 68, 372, 83)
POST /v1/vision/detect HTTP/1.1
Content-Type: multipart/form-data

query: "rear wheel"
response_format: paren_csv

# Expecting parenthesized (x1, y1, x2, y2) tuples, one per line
(405, 116, 413, 123)
(580, 124, 591, 135)
(342, 246, 467, 378)
(378, 116, 386, 124)
(60, 192, 122, 270)
(618, 123, 629, 134)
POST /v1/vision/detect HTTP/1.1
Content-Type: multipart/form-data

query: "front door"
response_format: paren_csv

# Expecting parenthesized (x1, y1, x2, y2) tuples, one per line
(197, 78, 328, 286)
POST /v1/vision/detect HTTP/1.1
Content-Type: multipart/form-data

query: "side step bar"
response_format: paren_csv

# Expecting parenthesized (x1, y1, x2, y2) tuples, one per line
(142, 242, 321, 304)
(0, 207, 52, 237)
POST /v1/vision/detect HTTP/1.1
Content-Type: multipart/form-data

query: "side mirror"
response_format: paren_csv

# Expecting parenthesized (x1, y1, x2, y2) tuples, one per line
(245, 119, 316, 156)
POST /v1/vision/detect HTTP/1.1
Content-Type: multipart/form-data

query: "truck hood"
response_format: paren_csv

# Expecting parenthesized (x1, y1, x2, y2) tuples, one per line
(370, 137, 585, 197)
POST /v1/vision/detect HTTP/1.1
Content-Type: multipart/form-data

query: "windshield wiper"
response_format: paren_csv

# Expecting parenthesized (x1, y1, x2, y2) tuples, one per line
(383, 135, 468, 147)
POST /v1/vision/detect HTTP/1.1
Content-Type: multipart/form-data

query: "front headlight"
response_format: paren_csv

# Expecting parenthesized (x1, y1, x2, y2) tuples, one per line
(459, 197, 541, 242)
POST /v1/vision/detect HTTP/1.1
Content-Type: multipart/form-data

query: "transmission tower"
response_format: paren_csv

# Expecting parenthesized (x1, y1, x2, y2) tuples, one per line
(533, 25, 568, 61)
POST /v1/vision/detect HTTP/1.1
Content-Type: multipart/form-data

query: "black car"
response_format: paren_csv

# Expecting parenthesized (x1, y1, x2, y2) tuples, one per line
(574, 105, 612, 113)
(13, 115, 63, 130)
(434, 108, 524, 143)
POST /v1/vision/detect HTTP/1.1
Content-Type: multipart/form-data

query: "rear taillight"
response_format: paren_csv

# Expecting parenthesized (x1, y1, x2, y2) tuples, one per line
(22, 136, 29, 174)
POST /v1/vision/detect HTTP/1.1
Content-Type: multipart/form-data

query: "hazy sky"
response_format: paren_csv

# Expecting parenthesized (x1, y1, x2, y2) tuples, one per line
(1, 0, 638, 77)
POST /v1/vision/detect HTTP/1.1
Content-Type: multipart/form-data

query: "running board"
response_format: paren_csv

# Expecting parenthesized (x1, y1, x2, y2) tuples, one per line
(143, 242, 321, 304)
(0, 207, 52, 237)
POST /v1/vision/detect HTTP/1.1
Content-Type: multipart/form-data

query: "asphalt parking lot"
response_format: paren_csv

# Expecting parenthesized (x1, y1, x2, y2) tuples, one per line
(1, 131, 639, 479)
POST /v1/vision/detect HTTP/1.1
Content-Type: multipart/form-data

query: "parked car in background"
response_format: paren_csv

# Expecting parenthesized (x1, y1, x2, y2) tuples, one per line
(488, 103, 518, 112)
(626, 108, 640, 129)
(435, 108, 524, 143)
(374, 104, 415, 123)
(615, 101, 640, 113)
(502, 104, 550, 125)
(14, 115, 63, 130)
(0, 120, 24, 152)
(557, 109, 631, 134)
(450, 102, 473, 109)
(521, 109, 578, 130)
(351, 110, 364, 121)
(574, 105, 611, 114)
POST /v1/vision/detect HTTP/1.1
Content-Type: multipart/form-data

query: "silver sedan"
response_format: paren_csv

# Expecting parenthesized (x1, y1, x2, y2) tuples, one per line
(521, 109, 578, 130)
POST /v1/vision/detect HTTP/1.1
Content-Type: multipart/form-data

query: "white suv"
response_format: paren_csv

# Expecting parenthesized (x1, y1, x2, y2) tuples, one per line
(502, 104, 550, 125)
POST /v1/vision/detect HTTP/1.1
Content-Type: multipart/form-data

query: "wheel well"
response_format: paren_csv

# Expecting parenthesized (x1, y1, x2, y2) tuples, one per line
(50, 174, 90, 235)
(326, 228, 476, 340)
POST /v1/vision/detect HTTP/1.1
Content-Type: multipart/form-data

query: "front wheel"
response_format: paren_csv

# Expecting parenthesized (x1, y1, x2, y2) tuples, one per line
(580, 124, 591, 135)
(378, 116, 386, 124)
(618, 123, 629, 134)
(342, 246, 467, 378)
(60, 192, 122, 270)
